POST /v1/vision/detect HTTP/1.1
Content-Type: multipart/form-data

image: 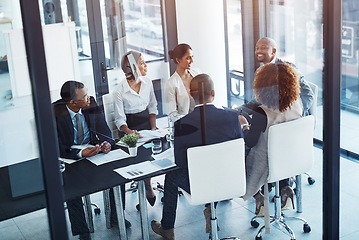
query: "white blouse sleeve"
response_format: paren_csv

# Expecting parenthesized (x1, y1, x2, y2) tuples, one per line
(113, 87, 127, 130)
(147, 81, 158, 115)
(165, 78, 179, 116)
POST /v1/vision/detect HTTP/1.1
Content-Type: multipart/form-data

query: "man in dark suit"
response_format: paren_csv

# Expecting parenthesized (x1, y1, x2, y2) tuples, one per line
(53, 80, 128, 240)
(151, 74, 243, 240)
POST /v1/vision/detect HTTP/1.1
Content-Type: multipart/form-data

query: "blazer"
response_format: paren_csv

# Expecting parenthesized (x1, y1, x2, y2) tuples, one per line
(53, 96, 114, 159)
(172, 104, 244, 192)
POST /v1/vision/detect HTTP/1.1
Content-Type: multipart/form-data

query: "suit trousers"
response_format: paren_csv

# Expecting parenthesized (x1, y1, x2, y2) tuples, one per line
(161, 170, 190, 230)
(67, 184, 126, 236)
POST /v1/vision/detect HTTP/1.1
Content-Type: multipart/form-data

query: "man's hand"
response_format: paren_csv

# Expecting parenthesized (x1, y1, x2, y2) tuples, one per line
(82, 145, 100, 158)
(100, 141, 111, 154)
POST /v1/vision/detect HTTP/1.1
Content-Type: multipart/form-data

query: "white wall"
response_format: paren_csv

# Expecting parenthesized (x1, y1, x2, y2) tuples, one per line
(175, 0, 227, 107)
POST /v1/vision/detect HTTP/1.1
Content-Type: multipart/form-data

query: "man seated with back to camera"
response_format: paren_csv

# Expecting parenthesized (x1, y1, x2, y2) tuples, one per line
(52, 80, 130, 240)
(151, 74, 244, 240)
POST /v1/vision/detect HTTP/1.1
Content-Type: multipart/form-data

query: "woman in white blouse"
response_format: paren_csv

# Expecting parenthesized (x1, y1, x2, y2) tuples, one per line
(114, 51, 158, 135)
(113, 50, 157, 206)
(165, 43, 200, 121)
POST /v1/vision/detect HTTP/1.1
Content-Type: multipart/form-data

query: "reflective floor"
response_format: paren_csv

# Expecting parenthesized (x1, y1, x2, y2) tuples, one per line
(2, 147, 359, 240)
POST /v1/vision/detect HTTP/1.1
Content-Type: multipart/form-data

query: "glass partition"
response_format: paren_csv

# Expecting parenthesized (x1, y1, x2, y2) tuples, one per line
(226, 0, 244, 109)
(0, 1, 50, 239)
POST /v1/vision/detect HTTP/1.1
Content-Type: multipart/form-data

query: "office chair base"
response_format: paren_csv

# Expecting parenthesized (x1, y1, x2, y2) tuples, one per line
(251, 213, 311, 239)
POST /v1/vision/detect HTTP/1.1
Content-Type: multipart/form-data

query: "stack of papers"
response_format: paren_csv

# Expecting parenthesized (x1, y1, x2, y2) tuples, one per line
(86, 149, 130, 166)
(116, 129, 168, 148)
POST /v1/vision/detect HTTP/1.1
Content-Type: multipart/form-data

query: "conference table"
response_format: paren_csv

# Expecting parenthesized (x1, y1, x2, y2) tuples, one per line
(0, 138, 177, 240)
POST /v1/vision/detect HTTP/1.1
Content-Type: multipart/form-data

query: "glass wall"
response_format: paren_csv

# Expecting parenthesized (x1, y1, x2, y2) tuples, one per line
(340, 0, 359, 238)
(341, 0, 359, 154)
(226, 0, 244, 109)
(0, 1, 50, 239)
(267, 0, 323, 138)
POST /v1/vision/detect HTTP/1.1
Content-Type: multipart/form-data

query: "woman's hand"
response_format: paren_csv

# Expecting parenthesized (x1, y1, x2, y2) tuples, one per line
(238, 115, 249, 125)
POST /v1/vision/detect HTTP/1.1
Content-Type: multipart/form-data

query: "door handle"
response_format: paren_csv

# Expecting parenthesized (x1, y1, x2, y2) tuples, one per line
(100, 62, 114, 82)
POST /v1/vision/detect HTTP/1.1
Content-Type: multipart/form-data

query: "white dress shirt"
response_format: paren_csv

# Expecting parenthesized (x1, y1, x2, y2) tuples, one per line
(165, 68, 200, 121)
(113, 76, 158, 129)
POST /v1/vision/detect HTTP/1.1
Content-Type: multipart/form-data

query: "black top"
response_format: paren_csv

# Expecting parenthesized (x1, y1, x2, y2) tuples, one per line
(242, 106, 267, 148)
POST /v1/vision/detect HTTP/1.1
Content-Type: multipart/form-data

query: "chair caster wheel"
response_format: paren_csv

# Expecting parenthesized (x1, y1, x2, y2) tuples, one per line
(136, 204, 140, 211)
(94, 208, 101, 215)
(255, 235, 262, 240)
(251, 220, 260, 228)
(308, 177, 315, 185)
(303, 223, 311, 233)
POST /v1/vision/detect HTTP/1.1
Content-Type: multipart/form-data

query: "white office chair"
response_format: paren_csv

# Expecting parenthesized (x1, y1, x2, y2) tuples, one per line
(292, 82, 318, 214)
(102, 93, 120, 141)
(181, 138, 246, 240)
(251, 115, 314, 240)
(300, 82, 318, 186)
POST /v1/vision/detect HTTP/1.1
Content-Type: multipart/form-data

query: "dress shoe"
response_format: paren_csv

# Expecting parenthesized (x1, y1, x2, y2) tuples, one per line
(281, 185, 295, 210)
(254, 192, 264, 217)
(125, 219, 132, 228)
(203, 206, 220, 233)
(147, 196, 156, 206)
(79, 233, 91, 240)
(151, 220, 174, 240)
(110, 218, 131, 228)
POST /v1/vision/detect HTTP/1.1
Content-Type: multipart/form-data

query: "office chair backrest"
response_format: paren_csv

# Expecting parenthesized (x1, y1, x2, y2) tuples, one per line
(186, 138, 246, 205)
(307, 82, 318, 123)
(267, 115, 314, 183)
(102, 93, 119, 140)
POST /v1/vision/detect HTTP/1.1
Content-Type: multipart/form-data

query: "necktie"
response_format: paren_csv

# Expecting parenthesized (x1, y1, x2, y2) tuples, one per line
(75, 113, 84, 144)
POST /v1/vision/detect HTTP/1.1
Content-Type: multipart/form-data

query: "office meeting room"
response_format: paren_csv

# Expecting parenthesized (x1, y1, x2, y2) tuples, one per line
(0, 0, 357, 240)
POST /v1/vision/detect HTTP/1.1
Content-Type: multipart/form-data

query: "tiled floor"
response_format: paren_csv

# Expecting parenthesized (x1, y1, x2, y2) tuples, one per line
(2, 146, 359, 240)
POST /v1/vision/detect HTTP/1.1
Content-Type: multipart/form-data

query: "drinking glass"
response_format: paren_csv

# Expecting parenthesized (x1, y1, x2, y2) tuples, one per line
(152, 139, 162, 155)
(59, 159, 65, 172)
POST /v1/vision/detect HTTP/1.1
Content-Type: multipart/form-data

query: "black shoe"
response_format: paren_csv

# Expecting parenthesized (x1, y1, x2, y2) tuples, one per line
(79, 233, 91, 240)
(125, 219, 131, 228)
(147, 196, 156, 206)
(110, 217, 131, 229)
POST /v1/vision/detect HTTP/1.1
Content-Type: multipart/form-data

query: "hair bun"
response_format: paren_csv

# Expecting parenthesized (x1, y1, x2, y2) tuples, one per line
(168, 50, 174, 59)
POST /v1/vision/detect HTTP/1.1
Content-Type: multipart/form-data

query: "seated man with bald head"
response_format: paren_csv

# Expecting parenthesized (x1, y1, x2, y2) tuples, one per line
(151, 74, 244, 240)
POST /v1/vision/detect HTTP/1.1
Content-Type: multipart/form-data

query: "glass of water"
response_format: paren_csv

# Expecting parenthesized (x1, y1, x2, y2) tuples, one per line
(152, 139, 162, 155)
(59, 159, 65, 172)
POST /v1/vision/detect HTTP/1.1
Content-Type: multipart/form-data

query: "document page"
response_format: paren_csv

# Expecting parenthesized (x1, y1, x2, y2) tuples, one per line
(152, 148, 174, 162)
(151, 158, 176, 170)
(114, 161, 161, 179)
(137, 129, 167, 143)
(87, 149, 130, 166)
(58, 157, 78, 164)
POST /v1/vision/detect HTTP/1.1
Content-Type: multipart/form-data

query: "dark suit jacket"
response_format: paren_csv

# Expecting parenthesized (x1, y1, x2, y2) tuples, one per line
(53, 96, 115, 159)
(172, 104, 243, 193)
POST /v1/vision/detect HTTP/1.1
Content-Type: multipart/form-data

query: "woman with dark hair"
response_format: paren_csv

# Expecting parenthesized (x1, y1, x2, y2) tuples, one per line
(113, 50, 157, 206)
(239, 62, 303, 216)
(165, 43, 200, 121)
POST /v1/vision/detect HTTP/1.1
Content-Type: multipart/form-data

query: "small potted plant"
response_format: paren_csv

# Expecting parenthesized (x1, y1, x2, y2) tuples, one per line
(120, 133, 139, 156)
